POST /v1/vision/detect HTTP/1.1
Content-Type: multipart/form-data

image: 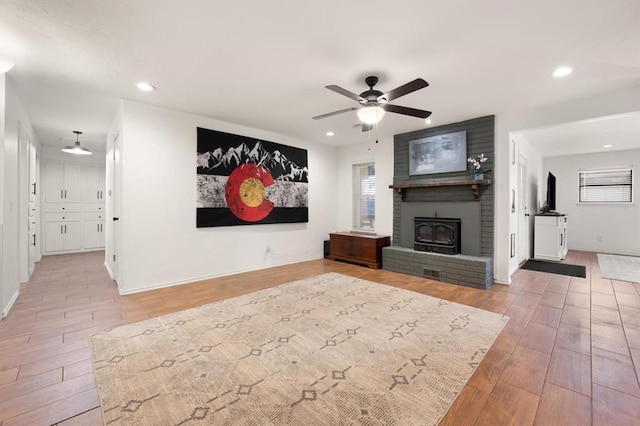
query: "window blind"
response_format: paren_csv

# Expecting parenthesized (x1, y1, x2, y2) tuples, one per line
(579, 168, 633, 203)
(352, 162, 375, 231)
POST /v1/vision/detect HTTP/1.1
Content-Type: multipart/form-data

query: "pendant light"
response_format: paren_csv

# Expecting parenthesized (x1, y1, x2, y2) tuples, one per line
(62, 130, 92, 155)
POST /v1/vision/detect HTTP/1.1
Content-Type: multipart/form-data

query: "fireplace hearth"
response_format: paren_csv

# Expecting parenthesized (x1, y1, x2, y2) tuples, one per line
(414, 217, 461, 255)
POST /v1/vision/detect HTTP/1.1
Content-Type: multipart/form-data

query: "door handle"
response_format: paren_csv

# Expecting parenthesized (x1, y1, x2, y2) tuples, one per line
(32, 182, 36, 195)
(525, 213, 530, 217)
(113, 217, 119, 221)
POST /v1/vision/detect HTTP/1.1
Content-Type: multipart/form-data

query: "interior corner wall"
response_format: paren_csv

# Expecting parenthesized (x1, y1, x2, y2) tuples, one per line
(544, 149, 640, 256)
(336, 137, 394, 238)
(495, 84, 640, 284)
(117, 100, 338, 294)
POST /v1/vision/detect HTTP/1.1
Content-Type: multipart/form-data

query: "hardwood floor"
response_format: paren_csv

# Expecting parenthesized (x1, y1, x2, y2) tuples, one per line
(1, 250, 639, 425)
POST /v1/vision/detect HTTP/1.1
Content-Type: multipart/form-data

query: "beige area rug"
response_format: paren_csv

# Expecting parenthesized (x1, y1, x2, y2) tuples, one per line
(90, 273, 508, 425)
(598, 253, 640, 283)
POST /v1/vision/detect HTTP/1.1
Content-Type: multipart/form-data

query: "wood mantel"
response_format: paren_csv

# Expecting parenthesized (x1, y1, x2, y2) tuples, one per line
(389, 179, 492, 201)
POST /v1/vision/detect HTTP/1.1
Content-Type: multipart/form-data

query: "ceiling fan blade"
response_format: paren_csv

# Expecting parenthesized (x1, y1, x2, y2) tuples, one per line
(378, 78, 429, 103)
(326, 85, 365, 103)
(361, 123, 373, 132)
(312, 107, 357, 120)
(383, 104, 432, 119)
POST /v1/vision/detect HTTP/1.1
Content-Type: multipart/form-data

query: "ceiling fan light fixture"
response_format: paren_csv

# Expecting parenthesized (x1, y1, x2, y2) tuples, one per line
(62, 131, 92, 155)
(357, 105, 385, 125)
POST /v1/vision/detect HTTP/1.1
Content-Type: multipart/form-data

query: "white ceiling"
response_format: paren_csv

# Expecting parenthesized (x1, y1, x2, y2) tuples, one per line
(1, 1, 639, 154)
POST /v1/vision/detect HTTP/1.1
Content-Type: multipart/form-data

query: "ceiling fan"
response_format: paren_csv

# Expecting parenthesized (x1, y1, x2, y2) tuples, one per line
(313, 76, 432, 131)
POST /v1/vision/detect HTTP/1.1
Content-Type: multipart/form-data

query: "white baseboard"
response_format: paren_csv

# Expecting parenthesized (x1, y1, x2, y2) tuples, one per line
(104, 260, 114, 280)
(118, 255, 321, 295)
(2, 289, 20, 318)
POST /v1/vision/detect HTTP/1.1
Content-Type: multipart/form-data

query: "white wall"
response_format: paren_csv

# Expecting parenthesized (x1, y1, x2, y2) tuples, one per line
(2, 76, 40, 316)
(545, 149, 640, 256)
(336, 136, 394, 238)
(496, 85, 640, 284)
(0, 73, 5, 317)
(115, 100, 338, 293)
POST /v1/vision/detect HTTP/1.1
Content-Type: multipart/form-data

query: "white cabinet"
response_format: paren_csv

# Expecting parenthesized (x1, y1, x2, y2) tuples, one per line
(534, 214, 568, 261)
(45, 221, 83, 252)
(45, 163, 82, 203)
(83, 221, 105, 249)
(83, 211, 106, 249)
(29, 142, 37, 202)
(82, 166, 106, 202)
(44, 162, 106, 253)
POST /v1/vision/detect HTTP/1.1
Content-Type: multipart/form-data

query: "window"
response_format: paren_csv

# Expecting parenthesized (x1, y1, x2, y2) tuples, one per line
(352, 162, 375, 231)
(579, 168, 633, 204)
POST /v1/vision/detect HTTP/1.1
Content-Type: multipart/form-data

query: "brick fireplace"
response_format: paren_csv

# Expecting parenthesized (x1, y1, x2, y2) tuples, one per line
(383, 115, 495, 289)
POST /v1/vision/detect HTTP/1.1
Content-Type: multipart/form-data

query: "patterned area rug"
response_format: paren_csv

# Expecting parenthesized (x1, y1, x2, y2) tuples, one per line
(90, 273, 508, 425)
(598, 253, 640, 283)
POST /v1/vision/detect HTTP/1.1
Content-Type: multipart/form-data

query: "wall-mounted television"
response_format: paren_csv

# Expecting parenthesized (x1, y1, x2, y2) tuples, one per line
(545, 172, 556, 212)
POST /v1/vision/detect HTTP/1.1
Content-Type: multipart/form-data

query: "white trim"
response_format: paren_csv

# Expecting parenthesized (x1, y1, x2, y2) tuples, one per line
(104, 260, 114, 280)
(117, 255, 321, 295)
(2, 289, 19, 318)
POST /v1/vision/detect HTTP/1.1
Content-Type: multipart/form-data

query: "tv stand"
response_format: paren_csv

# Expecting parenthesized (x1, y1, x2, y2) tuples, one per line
(534, 214, 568, 261)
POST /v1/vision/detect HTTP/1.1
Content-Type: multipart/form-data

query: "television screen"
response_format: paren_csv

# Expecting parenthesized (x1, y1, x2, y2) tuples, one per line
(546, 172, 556, 212)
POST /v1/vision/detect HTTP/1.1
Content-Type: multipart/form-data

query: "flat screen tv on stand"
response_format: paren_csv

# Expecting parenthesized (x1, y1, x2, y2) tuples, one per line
(544, 172, 556, 213)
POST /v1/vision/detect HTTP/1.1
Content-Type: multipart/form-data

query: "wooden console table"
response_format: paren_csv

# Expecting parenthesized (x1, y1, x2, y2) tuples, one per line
(329, 232, 391, 269)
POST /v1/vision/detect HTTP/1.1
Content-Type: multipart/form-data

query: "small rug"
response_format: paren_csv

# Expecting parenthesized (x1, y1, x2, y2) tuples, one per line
(521, 259, 586, 278)
(90, 272, 508, 425)
(598, 254, 640, 283)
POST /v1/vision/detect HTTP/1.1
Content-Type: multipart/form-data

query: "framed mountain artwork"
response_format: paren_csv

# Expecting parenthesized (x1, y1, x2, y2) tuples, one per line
(196, 127, 309, 227)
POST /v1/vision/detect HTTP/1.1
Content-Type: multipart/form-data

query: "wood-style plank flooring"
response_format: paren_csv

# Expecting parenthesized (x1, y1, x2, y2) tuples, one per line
(1, 250, 639, 425)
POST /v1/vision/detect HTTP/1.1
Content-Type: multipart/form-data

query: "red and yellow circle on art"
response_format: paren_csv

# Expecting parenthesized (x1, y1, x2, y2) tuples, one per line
(225, 163, 274, 222)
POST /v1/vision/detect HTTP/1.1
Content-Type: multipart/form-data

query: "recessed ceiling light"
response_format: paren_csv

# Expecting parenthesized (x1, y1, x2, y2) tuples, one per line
(326, 131, 334, 137)
(603, 144, 613, 148)
(136, 81, 156, 92)
(552, 67, 573, 78)
(0, 54, 14, 73)
(425, 119, 432, 125)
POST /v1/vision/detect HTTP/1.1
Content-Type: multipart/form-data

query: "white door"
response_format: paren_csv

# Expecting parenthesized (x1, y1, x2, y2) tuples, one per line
(63, 221, 83, 250)
(82, 166, 100, 202)
(518, 154, 529, 263)
(45, 222, 65, 252)
(63, 164, 83, 203)
(83, 221, 104, 249)
(45, 163, 65, 202)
